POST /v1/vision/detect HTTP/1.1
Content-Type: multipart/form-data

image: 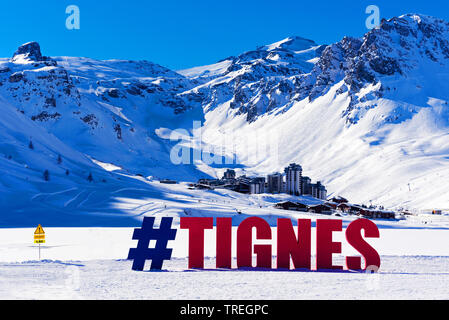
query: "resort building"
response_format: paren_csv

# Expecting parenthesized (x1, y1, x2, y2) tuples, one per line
(285, 163, 302, 196)
(267, 173, 283, 194)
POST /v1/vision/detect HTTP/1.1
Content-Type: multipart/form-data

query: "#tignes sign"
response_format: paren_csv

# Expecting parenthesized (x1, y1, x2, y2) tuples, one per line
(128, 216, 380, 271)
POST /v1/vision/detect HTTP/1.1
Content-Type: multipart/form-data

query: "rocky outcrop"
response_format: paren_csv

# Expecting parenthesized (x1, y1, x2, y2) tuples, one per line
(12, 42, 44, 63)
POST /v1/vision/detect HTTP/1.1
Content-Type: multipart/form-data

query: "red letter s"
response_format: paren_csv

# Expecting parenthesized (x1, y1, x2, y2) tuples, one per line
(345, 219, 381, 270)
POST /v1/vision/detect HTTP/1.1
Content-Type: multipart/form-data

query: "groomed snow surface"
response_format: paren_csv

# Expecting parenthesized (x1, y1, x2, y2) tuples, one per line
(1, 256, 448, 300)
(1, 182, 449, 300)
(0, 202, 448, 300)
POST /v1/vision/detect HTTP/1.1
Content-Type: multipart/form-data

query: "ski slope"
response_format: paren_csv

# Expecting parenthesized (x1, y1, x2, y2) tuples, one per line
(2, 14, 449, 226)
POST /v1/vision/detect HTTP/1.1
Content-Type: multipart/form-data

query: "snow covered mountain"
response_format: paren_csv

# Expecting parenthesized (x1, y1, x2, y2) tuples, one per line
(0, 41, 208, 226)
(192, 14, 449, 210)
(1, 13, 449, 226)
(179, 36, 326, 121)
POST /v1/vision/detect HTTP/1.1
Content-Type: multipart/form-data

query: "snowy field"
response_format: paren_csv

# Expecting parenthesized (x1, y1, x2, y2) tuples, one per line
(4, 178, 447, 300)
(1, 182, 448, 300)
(0, 222, 448, 300)
(0, 256, 448, 300)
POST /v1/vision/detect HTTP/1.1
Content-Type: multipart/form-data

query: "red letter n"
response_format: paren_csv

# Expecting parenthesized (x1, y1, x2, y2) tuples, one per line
(277, 219, 311, 270)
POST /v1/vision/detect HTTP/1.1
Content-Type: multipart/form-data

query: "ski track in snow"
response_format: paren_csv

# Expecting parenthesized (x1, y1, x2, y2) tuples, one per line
(31, 188, 79, 201)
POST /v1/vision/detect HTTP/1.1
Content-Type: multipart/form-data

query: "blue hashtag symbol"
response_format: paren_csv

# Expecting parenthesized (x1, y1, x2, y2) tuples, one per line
(127, 217, 177, 271)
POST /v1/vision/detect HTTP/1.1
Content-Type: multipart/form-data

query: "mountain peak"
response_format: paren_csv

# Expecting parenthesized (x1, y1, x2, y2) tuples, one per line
(263, 36, 318, 52)
(397, 13, 445, 23)
(12, 41, 43, 63)
(378, 13, 449, 35)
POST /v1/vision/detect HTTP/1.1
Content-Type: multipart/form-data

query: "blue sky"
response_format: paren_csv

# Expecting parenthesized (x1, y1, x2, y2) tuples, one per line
(0, 0, 448, 70)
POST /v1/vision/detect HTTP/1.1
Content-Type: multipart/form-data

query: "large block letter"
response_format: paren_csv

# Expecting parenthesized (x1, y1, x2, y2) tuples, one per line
(316, 219, 343, 270)
(180, 217, 213, 269)
(216, 217, 232, 269)
(346, 219, 381, 270)
(277, 219, 311, 270)
(237, 217, 272, 269)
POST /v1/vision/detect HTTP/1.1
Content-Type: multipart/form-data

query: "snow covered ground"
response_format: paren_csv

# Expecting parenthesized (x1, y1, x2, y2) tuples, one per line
(2, 15, 449, 300)
(0, 182, 448, 300)
(1, 256, 448, 300)
(0, 199, 448, 300)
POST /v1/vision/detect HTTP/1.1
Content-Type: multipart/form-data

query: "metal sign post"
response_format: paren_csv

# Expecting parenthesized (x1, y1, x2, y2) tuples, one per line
(34, 224, 46, 261)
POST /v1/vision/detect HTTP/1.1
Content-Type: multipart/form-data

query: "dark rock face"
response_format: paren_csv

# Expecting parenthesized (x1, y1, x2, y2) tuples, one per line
(114, 124, 122, 140)
(271, 14, 449, 124)
(81, 114, 99, 128)
(31, 111, 61, 121)
(12, 42, 43, 62)
(9, 72, 24, 83)
(0, 46, 82, 124)
(108, 88, 120, 98)
(126, 85, 142, 96)
(182, 37, 325, 122)
(44, 97, 57, 108)
(3, 15, 449, 133)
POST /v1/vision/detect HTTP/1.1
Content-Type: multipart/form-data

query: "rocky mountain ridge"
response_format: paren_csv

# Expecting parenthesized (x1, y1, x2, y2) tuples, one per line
(1, 13, 449, 215)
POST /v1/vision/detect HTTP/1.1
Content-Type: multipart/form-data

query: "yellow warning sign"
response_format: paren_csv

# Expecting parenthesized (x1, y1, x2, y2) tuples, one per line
(34, 224, 45, 244)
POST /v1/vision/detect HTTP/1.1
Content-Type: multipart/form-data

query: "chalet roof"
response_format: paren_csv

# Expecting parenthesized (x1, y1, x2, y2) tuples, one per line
(276, 201, 309, 208)
(278, 201, 301, 205)
(308, 203, 332, 209)
(337, 202, 351, 207)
